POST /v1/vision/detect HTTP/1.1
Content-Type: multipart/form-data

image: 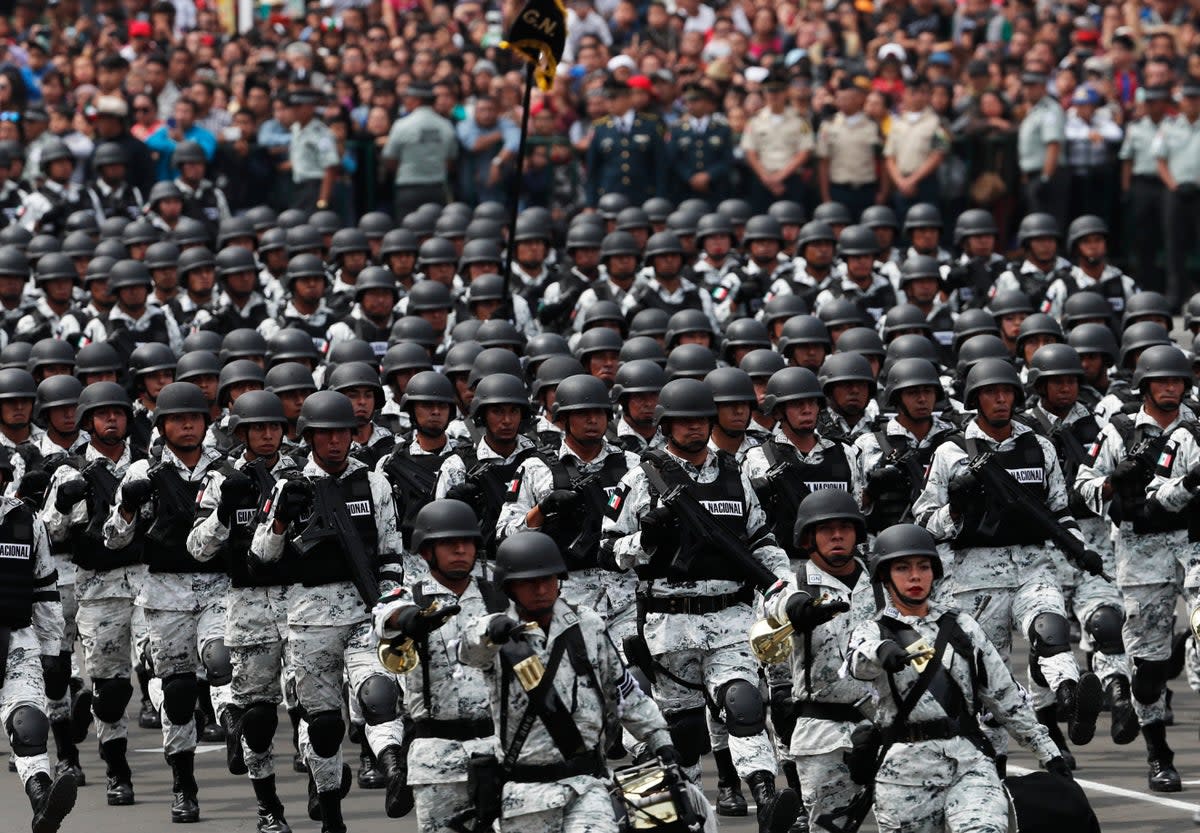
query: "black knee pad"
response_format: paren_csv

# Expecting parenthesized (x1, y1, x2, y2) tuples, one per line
(201, 640, 233, 687)
(42, 653, 70, 701)
(665, 707, 710, 766)
(307, 710, 345, 759)
(6, 706, 49, 756)
(356, 675, 400, 727)
(241, 702, 280, 754)
(1028, 612, 1072, 659)
(1084, 606, 1125, 655)
(720, 679, 767, 738)
(93, 677, 134, 724)
(1132, 658, 1170, 705)
(162, 672, 199, 726)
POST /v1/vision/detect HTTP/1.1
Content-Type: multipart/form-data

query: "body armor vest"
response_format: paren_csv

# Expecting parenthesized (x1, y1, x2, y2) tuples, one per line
(297, 467, 380, 586)
(143, 460, 208, 573)
(33, 185, 87, 237)
(761, 440, 852, 560)
(349, 316, 394, 359)
(456, 444, 540, 559)
(104, 311, 171, 363)
(631, 283, 704, 318)
(0, 504, 37, 629)
(952, 432, 1050, 548)
(540, 452, 629, 571)
(382, 448, 444, 549)
(71, 458, 143, 571)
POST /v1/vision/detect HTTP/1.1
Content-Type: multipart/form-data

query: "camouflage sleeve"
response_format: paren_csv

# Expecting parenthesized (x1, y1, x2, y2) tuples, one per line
(102, 459, 150, 549)
(369, 471, 405, 590)
(496, 457, 552, 542)
(913, 442, 965, 541)
(434, 454, 467, 499)
(250, 477, 288, 564)
(1037, 435, 1083, 542)
(741, 468, 792, 583)
(599, 466, 653, 571)
(457, 611, 505, 670)
(372, 586, 415, 641)
(1075, 422, 1120, 516)
(187, 468, 229, 562)
(41, 465, 86, 545)
(847, 619, 886, 681)
(30, 515, 64, 656)
(1148, 426, 1200, 512)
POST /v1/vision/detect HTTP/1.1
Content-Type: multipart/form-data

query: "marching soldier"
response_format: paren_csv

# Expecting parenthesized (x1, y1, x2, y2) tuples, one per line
(847, 524, 1069, 833)
(103, 382, 228, 823)
(86, 143, 144, 222)
(251, 390, 405, 833)
(1042, 215, 1138, 320)
(992, 213, 1071, 312)
(813, 225, 896, 325)
(458, 531, 682, 832)
(18, 138, 92, 237)
(371, 499, 495, 832)
(609, 360, 667, 454)
(601, 378, 801, 833)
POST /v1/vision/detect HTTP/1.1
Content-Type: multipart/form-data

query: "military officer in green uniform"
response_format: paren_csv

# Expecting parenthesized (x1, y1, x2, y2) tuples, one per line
(1017, 70, 1068, 229)
(1119, 86, 1171, 292)
(585, 78, 667, 207)
(1155, 79, 1200, 307)
(287, 88, 340, 214)
(669, 83, 733, 204)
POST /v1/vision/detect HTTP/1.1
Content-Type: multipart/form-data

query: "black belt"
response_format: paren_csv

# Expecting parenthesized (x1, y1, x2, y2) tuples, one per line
(641, 587, 753, 615)
(1132, 175, 1163, 183)
(793, 701, 864, 723)
(507, 751, 606, 783)
(413, 717, 495, 741)
(887, 718, 962, 744)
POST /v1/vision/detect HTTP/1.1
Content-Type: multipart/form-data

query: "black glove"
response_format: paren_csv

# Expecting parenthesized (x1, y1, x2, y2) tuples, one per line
(54, 479, 88, 513)
(394, 603, 462, 639)
(119, 479, 153, 514)
(273, 479, 312, 525)
(1076, 548, 1106, 578)
(40, 654, 70, 699)
(1109, 457, 1146, 488)
(17, 470, 50, 505)
(947, 470, 981, 517)
(217, 470, 255, 525)
(539, 489, 581, 517)
(446, 480, 484, 509)
(785, 591, 851, 632)
(866, 464, 907, 499)
(1183, 464, 1200, 492)
(640, 506, 678, 551)
(1045, 756, 1073, 779)
(655, 745, 681, 765)
(486, 615, 525, 646)
(877, 640, 912, 673)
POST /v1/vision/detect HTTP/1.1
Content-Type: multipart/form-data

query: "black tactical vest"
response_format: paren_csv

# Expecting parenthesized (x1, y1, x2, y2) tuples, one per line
(297, 467, 380, 587)
(540, 452, 629, 571)
(71, 458, 143, 571)
(632, 283, 704, 318)
(349, 316, 394, 359)
(951, 432, 1050, 548)
(143, 460, 207, 573)
(382, 448, 445, 549)
(212, 460, 300, 588)
(761, 439, 853, 560)
(0, 503, 37, 629)
(33, 185, 87, 237)
(104, 311, 171, 363)
(455, 444, 540, 558)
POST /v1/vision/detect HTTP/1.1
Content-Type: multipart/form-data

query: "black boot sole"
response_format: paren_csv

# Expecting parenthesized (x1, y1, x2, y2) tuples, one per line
(761, 787, 801, 833)
(106, 785, 135, 806)
(1111, 700, 1140, 745)
(33, 772, 79, 833)
(171, 797, 200, 824)
(1068, 673, 1104, 746)
(70, 691, 94, 744)
(385, 779, 414, 819)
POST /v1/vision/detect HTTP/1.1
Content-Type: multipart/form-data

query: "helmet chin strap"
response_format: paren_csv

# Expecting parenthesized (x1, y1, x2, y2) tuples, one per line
(888, 579, 930, 608)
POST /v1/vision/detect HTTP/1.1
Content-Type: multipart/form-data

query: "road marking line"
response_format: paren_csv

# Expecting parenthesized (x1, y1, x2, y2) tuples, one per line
(1011, 766, 1200, 813)
(134, 745, 224, 755)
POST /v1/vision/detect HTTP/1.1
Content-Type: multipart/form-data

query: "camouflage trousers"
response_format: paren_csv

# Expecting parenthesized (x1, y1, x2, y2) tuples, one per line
(653, 642, 777, 778)
(228, 585, 295, 780)
(345, 681, 405, 759)
(793, 749, 861, 830)
(76, 596, 137, 744)
(1120, 581, 1198, 726)
(1, 628, 52, 785)
(45, 586, 76, 724)
(290, 619, 394, 792)
(414, 780, 472, 833)
(143, 601, 233, 756)
(499, 776, 617, 833)
(874, 741, 1007, 833)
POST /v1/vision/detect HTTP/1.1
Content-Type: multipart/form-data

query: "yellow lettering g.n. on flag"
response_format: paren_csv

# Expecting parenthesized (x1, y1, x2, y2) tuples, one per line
(501, 0, 567, 90)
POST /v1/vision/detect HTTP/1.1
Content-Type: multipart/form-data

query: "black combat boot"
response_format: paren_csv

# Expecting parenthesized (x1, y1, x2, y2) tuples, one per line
(50, 720, 84, 786)
(251, 774, 291, 833)
(1062, 671, 1103, 746)
(1143, 721, 1181, 792)
(168, 751, 200, 823)
(222, 704, 247, 775)
(100, 738, 134, 806)
(357, 738, 386, 789)
(746, 770, 800, 833)
(26, 769, 78, 833)
(1035, 705, 1075, 770)
(781, 761, 809, 833)
(317, 790, 346, 833)
(1107, 676, 1139, 745)
(713, 747, 747, 816)
(377, 744, 414, 818)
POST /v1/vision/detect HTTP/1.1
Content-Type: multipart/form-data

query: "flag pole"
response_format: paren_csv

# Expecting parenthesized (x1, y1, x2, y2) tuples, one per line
(501, 62, 537, 301)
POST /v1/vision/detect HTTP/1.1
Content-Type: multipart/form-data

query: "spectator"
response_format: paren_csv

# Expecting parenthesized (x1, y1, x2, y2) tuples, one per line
(1064, 85, 1123, 226)
(381, 81, 457, 218)
(190, 78, 232, 137)
(816, 77, 884, 220)
(885, 76, 949, 218)
(145, 97, 217, 182)
(1017, 69, 1068, 230)
(456, 95, 519, 205)
(1155, 79, 1200, 307)
(1120, 86, 1171, 292)
(741, 73, 813, 214)
(584, 77, 667, 207)
(670, 83, 733, 205)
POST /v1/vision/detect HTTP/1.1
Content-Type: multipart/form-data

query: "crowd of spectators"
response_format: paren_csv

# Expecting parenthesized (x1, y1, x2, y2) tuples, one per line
(1, 0, 1199, 285)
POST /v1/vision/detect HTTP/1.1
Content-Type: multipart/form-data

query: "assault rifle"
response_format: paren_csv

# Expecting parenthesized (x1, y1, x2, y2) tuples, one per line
(145, 461, 198, 547)
(294, 478, 380, 610)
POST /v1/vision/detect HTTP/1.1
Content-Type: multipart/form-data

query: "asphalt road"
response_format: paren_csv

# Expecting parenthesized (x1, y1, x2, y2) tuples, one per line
(4, 648, 1200, 832)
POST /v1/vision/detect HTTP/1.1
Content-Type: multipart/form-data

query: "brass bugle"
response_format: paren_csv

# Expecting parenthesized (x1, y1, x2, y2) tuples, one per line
(750, 618, 794, 665)
(378, 636, 420, 674)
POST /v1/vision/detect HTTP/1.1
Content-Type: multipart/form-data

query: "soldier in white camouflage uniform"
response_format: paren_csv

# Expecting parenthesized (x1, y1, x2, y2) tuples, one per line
(372, 499, 497, 833)
(601, 378, 801, 833)
(458, 531, 683, 833)
(104, 382, 230, 824)
(186, 390, 302, 832)
(251, 390, 405, 833)
(848, 524, 1070, 833)
(1074, 345, 1197, 792)
(41, 382, 143, 807)
(913, 359, 1105, 773)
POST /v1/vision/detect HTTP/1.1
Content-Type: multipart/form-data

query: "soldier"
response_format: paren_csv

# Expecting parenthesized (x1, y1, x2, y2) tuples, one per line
(41, 382, 142, 806)
(371, 500, 495, 832)
(760, 491, 878, 829)
(816, 353, 880, 443)
(714, 217, 791, 323)
(257, 255, 336, 349)
(326, 229, 372, 317)
(18, 138, 92, 236)
(1067, 323, 1120, 412)
(992, 213, 1070, 311)
(102, 382, 228, 822)
(536, 223, 605, 335)
(629, 232, 719, 329)
(913, 359, 1105, 773)
(670, 84, 733, 204)
(1119, 85, 1170, 293)
(328, 361, 394, 469)
(13, 254, 80, 344)
(82, 260, 184, 360)
(0, 369, 46, 498)
(609, 360, 667, 453)
(458, 531, 682, 832)
(813, 225, 896, 325)
(900, 203, 951, 265)
(573, 231, 643, 326)
(287, 88, 340, 214)
(855, 358, 957, 533)
(251, 390, 404, 833)
(766, 221, 836, 310)
(689, 214, 742, 293)
(497, 373, 640, 649)
(585, 77, 668, 207)
(506, 214, 557, 318)
(186, 390, 300, 831)
(601, 378, 801, 833)
(435, 374, 540, 565)
(206, 360, 265, 454)
(1042, 216, 1138, 320)
(326, 268, 400, 357)
(943, 210, 1007, 312)
(0, 445, 78, 833)
(171, 140, 230, 245)
(1075, 345, 1198, 791)
(526, 355, 584, 450)
(706, 367, 763, 460)
(87, 143, 144, 222)
(200, 246, 274, 334)
(847, 524, 1069, 833)
(0, 145, 27, 227)
(169, 247, 219, 332)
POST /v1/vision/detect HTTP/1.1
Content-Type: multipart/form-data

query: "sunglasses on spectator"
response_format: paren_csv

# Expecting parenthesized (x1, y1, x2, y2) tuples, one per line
(0, 112, 19, 122)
